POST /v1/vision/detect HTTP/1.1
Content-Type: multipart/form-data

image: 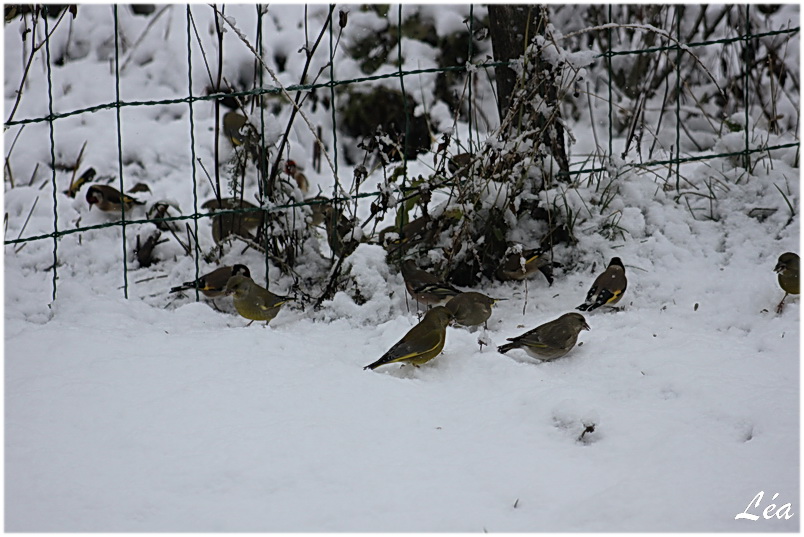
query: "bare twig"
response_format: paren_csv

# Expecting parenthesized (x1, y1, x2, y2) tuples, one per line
(13, 196, 39, 253)
(133, 274, 169, 285)
(214, 6, 339, 182)
(27, 163, 40, 187)
(559, 22, 725, 98)
(120, 5, 171, 73)
(187, 8, 215, 86)
(6, 7, 71, 124)
(212, 4, 224, 209)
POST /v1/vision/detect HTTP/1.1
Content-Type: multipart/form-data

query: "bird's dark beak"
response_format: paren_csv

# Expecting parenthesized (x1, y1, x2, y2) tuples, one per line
(774, 262, 785, 273)
(583, 322, 591, 331)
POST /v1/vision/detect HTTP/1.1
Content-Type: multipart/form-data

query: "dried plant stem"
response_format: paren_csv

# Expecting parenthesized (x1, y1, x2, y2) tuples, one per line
(214, 6, 338, 181)
(13, 196, 39, 253)
(6, 7, 70, 124)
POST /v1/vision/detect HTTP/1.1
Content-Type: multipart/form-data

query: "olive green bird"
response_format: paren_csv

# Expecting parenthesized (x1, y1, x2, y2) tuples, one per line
(223, 111, 249, 146)
(401, 259, 462, 306)
(577, 257, 627, 312)
(496, 247, 554, 285)
(222, 111, 261, 162)
(498, 312, 590, 361)
(364, 306, 454, 370)
(170, 264, 250, 298)
(445, 292, 501, 329)
(774, 252, 799, 314)
(203, 197, 263, 244)
(224, 274, 290, 326)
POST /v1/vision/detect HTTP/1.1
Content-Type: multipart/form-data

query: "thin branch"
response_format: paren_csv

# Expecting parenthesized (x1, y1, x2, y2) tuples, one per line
(120, 5, 171, 73)
(13, 196, 39, 253)
(559, 22, 725, 98)
(6, 7, 72, 124)
(213, 6, 339, 184)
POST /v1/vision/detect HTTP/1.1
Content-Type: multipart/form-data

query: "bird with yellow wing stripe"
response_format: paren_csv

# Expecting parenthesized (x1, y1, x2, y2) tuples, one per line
(170, 264, 250, 299)
(577, 257, 627, 312)
(364, 306, 453, 370)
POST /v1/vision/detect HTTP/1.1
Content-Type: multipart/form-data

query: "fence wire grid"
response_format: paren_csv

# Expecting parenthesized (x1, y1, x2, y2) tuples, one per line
(3, 4, 800, 301)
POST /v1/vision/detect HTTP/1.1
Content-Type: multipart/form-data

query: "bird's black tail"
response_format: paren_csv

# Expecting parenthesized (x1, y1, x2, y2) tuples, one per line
(497, 343, 516, 354)
(169, 282, 194, 293)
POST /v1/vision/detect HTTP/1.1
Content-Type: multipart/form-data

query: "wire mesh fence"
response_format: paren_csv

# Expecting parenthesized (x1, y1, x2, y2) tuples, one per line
(4, 4, 800, 302)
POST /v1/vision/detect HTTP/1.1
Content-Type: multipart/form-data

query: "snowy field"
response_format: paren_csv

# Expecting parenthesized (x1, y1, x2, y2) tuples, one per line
(4, 4, 800, 532)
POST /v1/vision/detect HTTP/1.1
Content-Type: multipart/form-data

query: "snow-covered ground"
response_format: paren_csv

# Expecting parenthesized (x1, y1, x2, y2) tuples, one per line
(4, 4, 800, 532)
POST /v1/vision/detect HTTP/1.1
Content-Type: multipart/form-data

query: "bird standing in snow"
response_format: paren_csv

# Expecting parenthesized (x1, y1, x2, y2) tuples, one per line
(498, 312, 590, 361)
(86, 184, 144, 213)
(577, 257, 627, 312)
(774, 252, 799, 314)
(364, 306, 453, 370)
(224, 274, 290, 326)
(170, 264, 251, 298)
(401, 259, 461, 306)
(445, 291, 500, 330)
(496, 247, 554, 285)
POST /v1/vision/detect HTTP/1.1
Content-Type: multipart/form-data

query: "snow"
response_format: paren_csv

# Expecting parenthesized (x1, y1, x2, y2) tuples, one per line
(4, 3, 800, 533)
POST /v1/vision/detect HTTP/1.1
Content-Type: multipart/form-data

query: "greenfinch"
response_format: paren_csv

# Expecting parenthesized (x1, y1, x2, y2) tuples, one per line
(224, 274, 290, 326)
(774, 252, 799, 314)
(203, 197, 263, 244)
(498, 312, 590, 361)
(223, 111, 248, 146)
(392, 214, 435, 247)
(445, 291, 499, 329)
(170, 264, 250, 298)
(284, 159, 310, 194)
(86, 184, 144, 212)
(401, 259, 461, 306)
(364, 306, 454, 370)
(381, 211, 462, 254)
(496, 247, 554, 285)
(577, 257, 627, 312)
(222, 111, 262, 162)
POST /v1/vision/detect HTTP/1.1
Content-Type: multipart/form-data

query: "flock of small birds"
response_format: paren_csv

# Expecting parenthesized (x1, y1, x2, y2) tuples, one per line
(365, 256, 623, 371)
(168, 250, 797, 373)
(72, 168, 800, 373)
(368, 252, 798, 371)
